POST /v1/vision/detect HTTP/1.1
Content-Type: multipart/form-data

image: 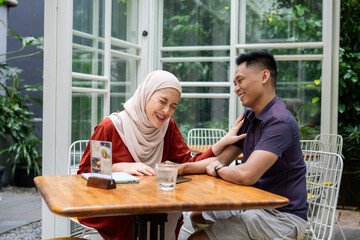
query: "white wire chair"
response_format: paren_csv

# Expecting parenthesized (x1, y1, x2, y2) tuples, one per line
(187, 128, 227, 156)
(187, 128, 243, 165)
(187, 128, 227, 146)
(300, 139, 324, 151)
(314, 134, 343, 155)
(303, 150, 343, 240)
(68, 140, 99, 238)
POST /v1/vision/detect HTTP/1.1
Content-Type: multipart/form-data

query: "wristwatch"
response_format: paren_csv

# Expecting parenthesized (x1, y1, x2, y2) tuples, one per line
(214, 163, 227, 178)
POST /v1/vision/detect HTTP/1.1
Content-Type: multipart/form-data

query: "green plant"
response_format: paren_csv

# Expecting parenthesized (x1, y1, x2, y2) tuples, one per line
(338, 0, 360, 173)
(343, 125, 360, 159)
(0, 76, 42, 177)
(0, 29, 43, 177)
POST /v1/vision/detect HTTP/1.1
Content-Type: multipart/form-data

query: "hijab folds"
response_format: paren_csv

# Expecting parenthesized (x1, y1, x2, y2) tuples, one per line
(108, 70, 182, 168)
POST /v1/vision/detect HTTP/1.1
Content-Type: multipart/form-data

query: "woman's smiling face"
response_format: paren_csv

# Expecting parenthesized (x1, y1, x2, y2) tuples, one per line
(145, 88, 180, 128)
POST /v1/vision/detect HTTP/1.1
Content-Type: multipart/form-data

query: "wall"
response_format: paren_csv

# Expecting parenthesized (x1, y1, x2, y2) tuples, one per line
(6, 0, 44, 138)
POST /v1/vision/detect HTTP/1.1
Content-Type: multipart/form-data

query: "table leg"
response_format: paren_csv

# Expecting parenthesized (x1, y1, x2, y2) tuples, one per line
(132, 220, 138, 240)
(132, 213, 168, 240)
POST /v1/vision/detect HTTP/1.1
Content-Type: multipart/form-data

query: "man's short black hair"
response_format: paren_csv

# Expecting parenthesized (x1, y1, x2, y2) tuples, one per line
(235, 51, 278, 88)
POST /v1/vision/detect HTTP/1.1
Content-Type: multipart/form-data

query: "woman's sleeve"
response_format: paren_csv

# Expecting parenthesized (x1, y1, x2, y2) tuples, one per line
(77, 120, 113, 174)
(165, 120, 215, 164)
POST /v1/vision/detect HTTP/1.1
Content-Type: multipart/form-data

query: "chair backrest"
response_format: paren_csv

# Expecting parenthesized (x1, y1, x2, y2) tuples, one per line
(68, 140, 89, 175)
(314, 134, 343, 155)
(187, 128, 227, 146)
(300, 140, 324, 151)
(303, 150, 343, 240)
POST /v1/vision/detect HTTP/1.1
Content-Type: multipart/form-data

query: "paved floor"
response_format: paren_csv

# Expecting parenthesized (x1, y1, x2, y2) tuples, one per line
(0, 192, 42, 234)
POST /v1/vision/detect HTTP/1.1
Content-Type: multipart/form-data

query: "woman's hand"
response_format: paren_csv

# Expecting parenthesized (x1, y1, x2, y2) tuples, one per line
(212, 114, 247, 156)
(112, 162, 155, 176)
(222, 113, 247, 145)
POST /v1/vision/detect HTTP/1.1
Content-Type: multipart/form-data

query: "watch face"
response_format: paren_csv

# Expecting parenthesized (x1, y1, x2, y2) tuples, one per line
(215, 164, 226, 170)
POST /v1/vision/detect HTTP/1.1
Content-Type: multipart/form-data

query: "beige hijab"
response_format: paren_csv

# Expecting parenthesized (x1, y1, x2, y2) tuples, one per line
(108, 70, 182, 168)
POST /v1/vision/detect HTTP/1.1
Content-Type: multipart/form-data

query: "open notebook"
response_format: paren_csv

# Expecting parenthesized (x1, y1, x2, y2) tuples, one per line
(81, 172, 140, 184)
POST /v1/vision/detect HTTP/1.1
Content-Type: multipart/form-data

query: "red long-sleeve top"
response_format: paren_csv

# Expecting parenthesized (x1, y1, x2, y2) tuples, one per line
(77, 117, 214, 240)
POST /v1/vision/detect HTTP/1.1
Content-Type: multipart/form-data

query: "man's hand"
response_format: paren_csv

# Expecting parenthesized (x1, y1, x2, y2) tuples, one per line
(206, 160, 221, 177)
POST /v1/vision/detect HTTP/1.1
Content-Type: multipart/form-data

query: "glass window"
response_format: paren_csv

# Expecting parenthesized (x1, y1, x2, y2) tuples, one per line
(110, 56, 138, 113)
(162, 1, 231, 139)
(112, 0, 138, 43)
(71, 93, 104, 142)
(72, 0, 140, 141)
(70, 0, 327, 142)
(243, 0, 322, 43)
(172, 98, 230, 139)
(73, 0, 105, 76)
(276, 60, 322, 137)
(237, 0, 323, 138)
(163, 0, 231, 46)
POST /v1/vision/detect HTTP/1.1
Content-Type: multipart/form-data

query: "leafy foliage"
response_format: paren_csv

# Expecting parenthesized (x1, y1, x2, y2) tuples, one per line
(338, 0, 360, 162)
(0, 30, 43, 177)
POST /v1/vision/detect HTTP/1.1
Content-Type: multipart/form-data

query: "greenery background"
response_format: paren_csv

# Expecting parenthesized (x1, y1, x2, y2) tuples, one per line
(337, 0, 360, 207)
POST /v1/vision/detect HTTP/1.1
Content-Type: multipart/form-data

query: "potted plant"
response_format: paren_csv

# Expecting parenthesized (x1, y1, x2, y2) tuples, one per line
(0, 30, 43, 187)
(0, 76, 42, 187)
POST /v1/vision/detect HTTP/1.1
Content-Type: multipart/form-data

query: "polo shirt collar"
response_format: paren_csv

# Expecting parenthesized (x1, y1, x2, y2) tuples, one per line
(254, 96, 279, 121)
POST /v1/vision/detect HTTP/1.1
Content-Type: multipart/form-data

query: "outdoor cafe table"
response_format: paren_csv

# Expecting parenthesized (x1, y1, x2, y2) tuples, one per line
(34, 174, 288, 240)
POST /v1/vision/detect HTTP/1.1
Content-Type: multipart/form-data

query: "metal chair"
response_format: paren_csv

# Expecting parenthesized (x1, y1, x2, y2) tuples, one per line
(68, 140, 99, 238)
(187, 128, 227, 147)
(187, 128, 227, 156)
(187, 128, 243, 165)
(303, 150, 343, 240)
(300, 139, 324, 151)
(314, 134, 343, 155)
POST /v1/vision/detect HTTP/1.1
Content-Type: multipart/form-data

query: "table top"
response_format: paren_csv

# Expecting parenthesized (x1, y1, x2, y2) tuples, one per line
(34, 174, 288, 218)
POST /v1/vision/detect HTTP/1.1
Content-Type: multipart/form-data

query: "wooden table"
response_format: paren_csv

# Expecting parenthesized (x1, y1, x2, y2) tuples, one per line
(188, 145, 243, 161)
(34, 174, 288, 239)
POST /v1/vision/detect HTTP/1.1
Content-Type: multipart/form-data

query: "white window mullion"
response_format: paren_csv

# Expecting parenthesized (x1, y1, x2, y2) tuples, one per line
(330, 0, 340, 133)
(103, 0, 112, 117)
(229, 0, 241, 129)
(321, 0, 333, 134)
(156, 0, 164, 71)
(43, 0, 73, 238)
(236, 42, 323, 49)
(181, 93, 231, 99)
(161, 45, 230, 51)
(72, 72, 107, 81)
(160, 56, 230, 62)
(138, 0, 155, 80)
(91, 0, 100, 131)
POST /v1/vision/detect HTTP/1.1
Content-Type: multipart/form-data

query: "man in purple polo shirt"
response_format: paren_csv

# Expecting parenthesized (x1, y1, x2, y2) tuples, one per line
(184, 51, 308, 240)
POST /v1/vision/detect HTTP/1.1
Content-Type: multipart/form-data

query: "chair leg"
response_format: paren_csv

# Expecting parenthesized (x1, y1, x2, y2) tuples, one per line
(335, 217, 346, 240)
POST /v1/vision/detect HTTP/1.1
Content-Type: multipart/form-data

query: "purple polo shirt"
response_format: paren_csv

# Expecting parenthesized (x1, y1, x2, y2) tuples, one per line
(234, 96, 308, 220)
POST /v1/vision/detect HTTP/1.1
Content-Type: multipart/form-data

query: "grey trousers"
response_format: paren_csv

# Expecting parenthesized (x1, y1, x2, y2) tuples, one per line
(203, 209, 307, 240)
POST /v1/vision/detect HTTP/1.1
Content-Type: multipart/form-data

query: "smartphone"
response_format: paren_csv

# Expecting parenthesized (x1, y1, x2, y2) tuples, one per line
(176, 177, 192, 184)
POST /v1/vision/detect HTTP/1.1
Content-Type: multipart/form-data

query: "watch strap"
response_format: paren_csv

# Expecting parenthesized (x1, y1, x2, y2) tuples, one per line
(214, 163, 227, 178)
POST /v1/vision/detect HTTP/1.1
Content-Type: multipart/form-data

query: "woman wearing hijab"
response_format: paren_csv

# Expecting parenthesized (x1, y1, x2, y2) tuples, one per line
(77, 70, 244, 240)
